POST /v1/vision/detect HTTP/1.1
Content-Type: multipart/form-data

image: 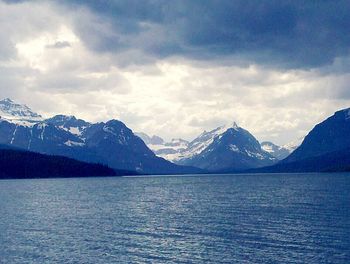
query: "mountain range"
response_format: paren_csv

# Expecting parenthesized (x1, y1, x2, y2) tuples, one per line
(1, 98, 349, 176)
(139, 128, 301, 164)
(176, 123, 278, 172)
(140, 106, 350, 174)
(0, 98, 201, 175)
(139, 123, 281, 172)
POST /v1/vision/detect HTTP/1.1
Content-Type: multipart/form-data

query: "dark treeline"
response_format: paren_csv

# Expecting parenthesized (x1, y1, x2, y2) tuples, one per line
(0, 148, 125, 179)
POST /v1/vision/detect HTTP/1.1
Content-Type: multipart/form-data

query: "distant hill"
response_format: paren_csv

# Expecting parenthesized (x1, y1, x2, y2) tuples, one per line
(0, 146, 124, 179)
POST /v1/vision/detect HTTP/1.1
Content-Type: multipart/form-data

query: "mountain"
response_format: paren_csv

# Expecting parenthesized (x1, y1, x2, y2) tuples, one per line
(249, 147, 350, 173)
(0, 98, 42, 120)
(135, 132, 165, 145)
(176, 123, 277, 172)
(0, 145, 118, 179)
(0, 99, 201, 175)
(253, 108, 350, 173)
(136, 133, 189, 161)
(261, 141, 292, 160)
(144, 125, 240, 163)
(46, 115, 90, 136)
(79, 120, 200, 174)
(282, 137, 304, 153)
(283, 108, 350, 163)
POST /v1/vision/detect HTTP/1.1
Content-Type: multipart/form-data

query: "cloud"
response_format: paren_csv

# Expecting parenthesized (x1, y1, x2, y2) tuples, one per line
(4, 0, 350, 70)
(54, 0, 350, 69)
(0, 0, 350, 146)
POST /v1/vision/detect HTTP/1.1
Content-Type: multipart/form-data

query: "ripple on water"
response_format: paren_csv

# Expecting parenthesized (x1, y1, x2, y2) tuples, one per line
(0, 173, 349, 263)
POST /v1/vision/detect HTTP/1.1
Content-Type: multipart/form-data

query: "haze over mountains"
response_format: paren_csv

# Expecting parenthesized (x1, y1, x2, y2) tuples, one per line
(0, 98, 349, 176)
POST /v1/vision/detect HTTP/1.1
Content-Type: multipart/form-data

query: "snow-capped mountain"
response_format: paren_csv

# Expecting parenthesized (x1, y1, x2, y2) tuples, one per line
(282, 137, 304, 153)
(0, 98, 43, 126)
(140, 124, 240, 162)
(0, 99, 201, 174)
(261, 141, 292, 160)
(175, 123, 277, 172)
(139, 123, 278, 171)
(135, 132, 165, 145)
(175, 124, 237, 162)
(136, 133, 189, 161)
(260, 137, 304, 160)
(46, 115, 90, 137)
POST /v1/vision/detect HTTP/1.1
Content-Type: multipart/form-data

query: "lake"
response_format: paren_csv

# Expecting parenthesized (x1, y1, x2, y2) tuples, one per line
(0, 173, 349, 263)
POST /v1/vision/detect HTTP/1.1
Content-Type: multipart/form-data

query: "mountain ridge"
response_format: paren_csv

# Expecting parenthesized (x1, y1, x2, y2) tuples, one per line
(282, 108, 350, 164)
(261, 141, 293, 160)
(0, 99, 202, 175)
(3, 98, 348, 174)
(174, 123, 277, 172)
(251, 107, 350, 173)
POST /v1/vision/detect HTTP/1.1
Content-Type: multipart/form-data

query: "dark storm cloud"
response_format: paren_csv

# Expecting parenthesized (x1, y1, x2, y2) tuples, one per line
(59, 0, 350, 69)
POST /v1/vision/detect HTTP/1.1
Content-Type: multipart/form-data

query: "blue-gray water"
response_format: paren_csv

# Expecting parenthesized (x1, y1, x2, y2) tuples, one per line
(0, 173, 349, 263)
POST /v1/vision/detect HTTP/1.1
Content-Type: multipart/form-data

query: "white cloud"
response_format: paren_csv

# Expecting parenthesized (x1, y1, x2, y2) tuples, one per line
(0, 0, 349, 146)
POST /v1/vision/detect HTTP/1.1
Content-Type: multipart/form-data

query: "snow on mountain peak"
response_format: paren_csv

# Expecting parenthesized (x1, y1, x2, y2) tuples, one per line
(283, 137, 304, 152)
(170, 123, 240, 161)
(2, 98, 13, 103)
(0, 98, 42, 122)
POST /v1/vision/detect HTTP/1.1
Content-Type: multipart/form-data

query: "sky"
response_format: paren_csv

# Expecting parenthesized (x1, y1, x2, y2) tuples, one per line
(1, 0, 350, 145)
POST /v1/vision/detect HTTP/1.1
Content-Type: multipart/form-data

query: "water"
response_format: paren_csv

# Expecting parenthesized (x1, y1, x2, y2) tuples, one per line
(0, 173, 349, 263)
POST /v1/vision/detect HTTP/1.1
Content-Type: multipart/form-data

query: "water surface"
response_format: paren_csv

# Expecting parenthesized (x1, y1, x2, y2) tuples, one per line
(0, 173, 349, 263)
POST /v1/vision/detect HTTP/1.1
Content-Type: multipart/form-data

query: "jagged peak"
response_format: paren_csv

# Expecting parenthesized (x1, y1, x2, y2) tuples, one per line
(198, 121, 240, 139)
(0, 98, 42, 120)
(50, 114, 76, 121)
(0, 98, 14, 103)
(216, 121, 240, 134)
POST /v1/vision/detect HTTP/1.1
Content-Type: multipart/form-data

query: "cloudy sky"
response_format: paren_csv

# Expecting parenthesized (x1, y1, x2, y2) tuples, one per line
(1, 0, 350, 144)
